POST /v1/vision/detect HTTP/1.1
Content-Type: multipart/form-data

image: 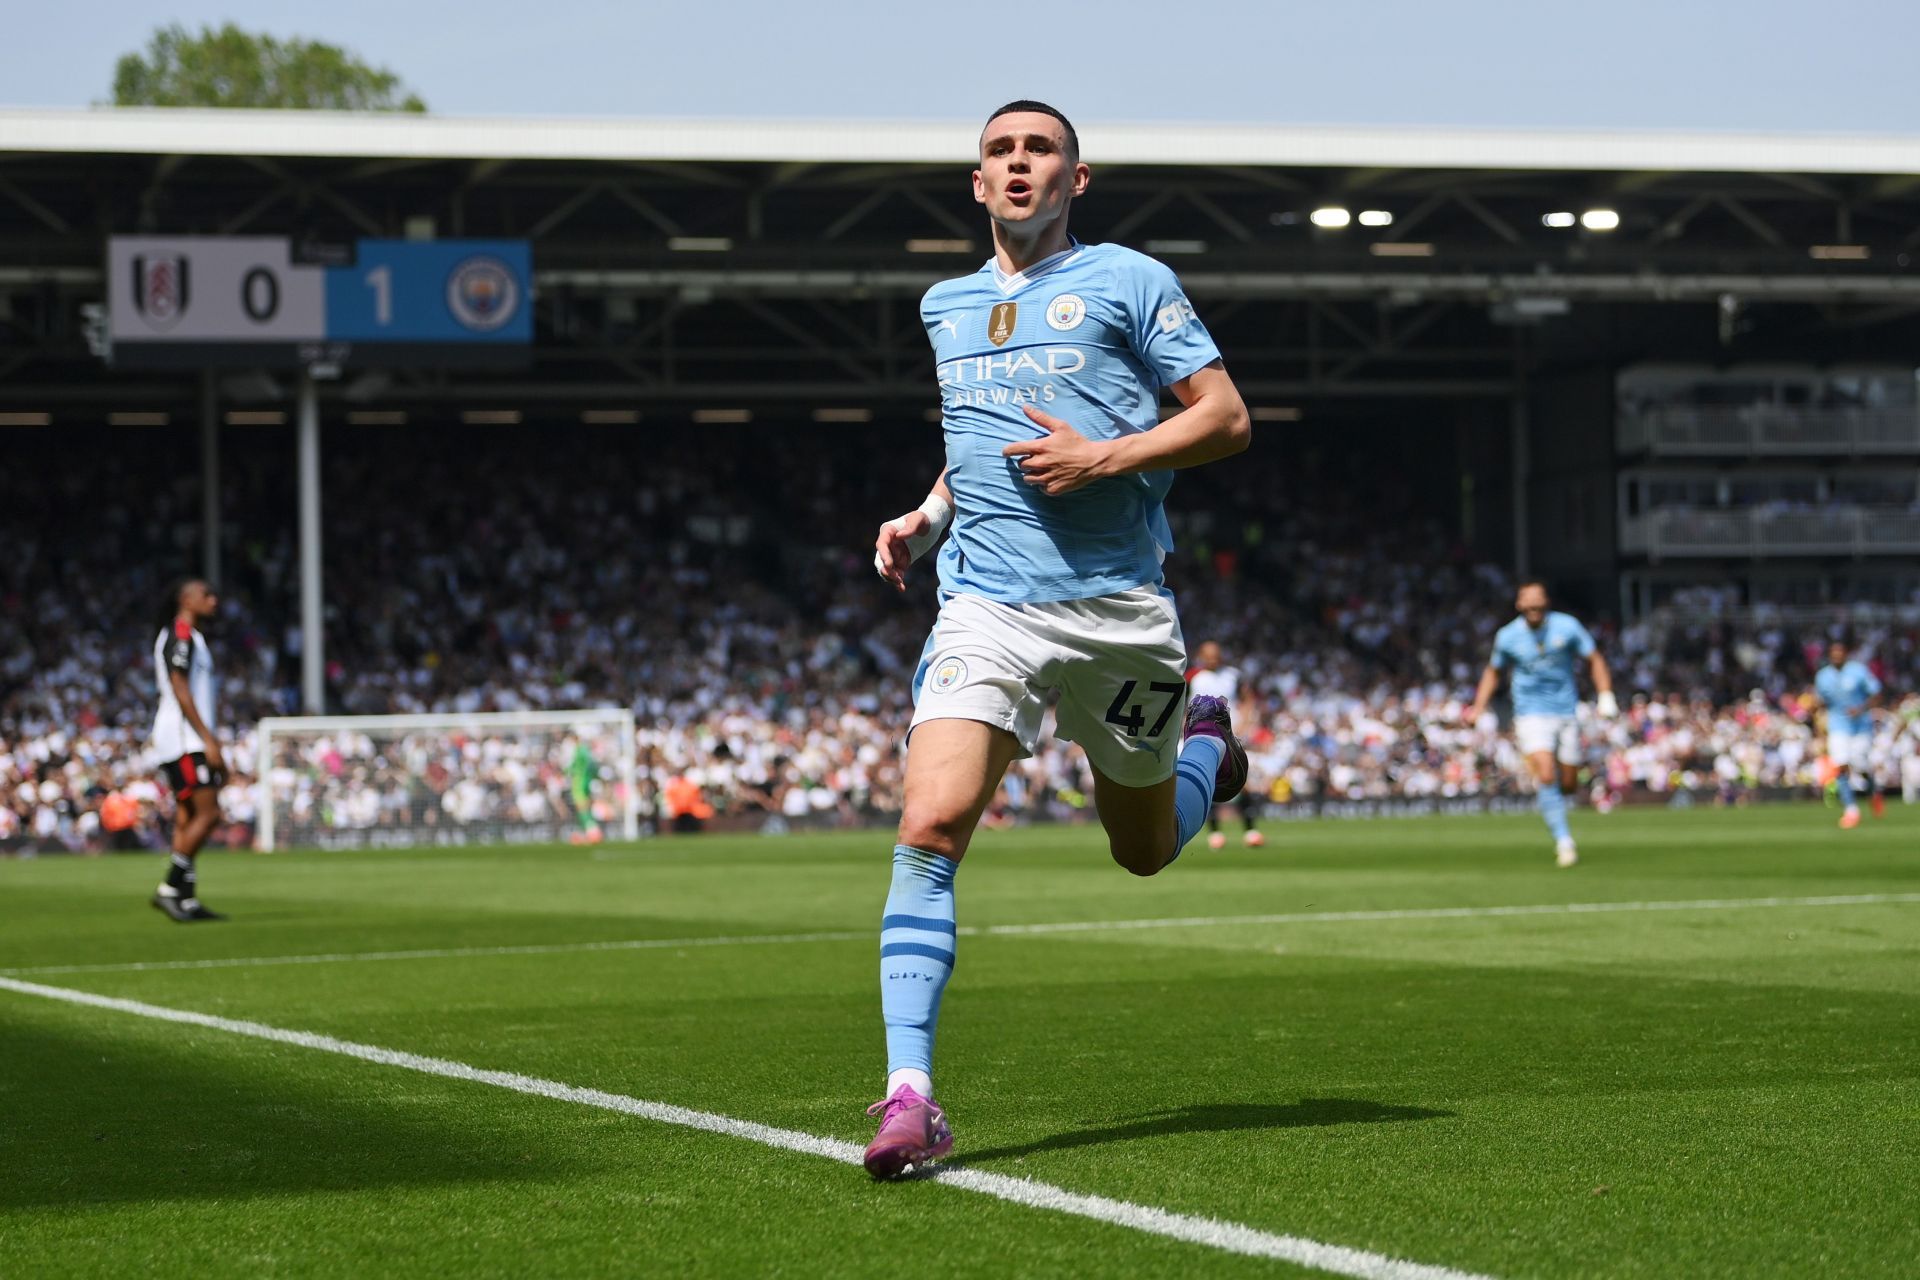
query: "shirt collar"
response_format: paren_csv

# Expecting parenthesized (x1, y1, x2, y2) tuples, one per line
(987, 237, 1083, 294)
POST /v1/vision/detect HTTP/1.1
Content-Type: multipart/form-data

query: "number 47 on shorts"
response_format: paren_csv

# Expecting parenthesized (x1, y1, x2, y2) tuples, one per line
(1104, 680, 1185, 737)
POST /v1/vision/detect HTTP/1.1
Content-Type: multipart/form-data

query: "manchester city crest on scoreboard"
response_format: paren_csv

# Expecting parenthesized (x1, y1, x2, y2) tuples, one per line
(446, 255, 522, 332)
(988, 302, 1018, 347)
(1045, 293, 1086, 331)
(130, 254, 191, 331)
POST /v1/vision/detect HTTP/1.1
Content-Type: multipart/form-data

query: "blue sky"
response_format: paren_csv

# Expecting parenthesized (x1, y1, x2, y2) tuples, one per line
(3, 0, 1913, 132)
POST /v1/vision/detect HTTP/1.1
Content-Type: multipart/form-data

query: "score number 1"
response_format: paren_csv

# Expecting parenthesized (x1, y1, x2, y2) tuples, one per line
(363, 265, 392, 326)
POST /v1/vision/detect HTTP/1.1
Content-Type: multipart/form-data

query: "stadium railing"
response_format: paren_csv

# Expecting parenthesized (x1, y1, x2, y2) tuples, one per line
(1623, 507, 1920, 558)
(1619, 405, 1920, 457)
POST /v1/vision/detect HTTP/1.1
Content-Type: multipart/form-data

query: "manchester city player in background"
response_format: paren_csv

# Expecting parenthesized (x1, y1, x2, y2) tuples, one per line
(1815, 635, 1884, 829)
(862, 101, 1252, 1178)
(1464, 581, 1618, 868)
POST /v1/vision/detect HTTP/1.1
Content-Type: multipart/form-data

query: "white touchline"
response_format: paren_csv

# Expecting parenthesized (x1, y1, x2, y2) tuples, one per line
(0, 974, 1494, 1280)
(5, 892, 1917, 978)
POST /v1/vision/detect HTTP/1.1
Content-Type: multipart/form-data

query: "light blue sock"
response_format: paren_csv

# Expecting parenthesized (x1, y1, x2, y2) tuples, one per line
(1537, 784, 1572, 842)
(1836, 773, 1856, 809)
(880, 845, 958, 1082)
(1170, 735, 1227, 860)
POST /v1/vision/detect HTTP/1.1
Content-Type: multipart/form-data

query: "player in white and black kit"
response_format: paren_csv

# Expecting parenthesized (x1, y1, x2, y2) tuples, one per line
(151, 578, 227, 922)
(1190, 641, 1264, 848)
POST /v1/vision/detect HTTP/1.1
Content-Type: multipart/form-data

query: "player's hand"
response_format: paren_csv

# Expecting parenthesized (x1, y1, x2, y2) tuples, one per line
(1596, 691, 1619, 719)
(1461, 705, 1486, 729)
(1002, 405, 1112, 495)
(873, 510, 931, 592)
(204, 742, 228, 777)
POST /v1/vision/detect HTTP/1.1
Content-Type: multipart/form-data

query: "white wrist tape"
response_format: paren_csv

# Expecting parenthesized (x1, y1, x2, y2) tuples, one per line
(1596, 691, 1619, 718)
(873, 493, 955, 578)
(905, 493, 953, 561)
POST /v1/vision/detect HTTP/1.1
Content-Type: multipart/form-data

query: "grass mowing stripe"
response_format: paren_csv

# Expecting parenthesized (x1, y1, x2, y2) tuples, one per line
(8, 892, 1917, 978)
(980, 891, 1920, 936)
(0, 976, 1495, 1280)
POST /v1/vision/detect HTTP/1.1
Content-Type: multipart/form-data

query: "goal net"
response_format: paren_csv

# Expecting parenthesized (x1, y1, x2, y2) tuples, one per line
(255, 709, 638, 851)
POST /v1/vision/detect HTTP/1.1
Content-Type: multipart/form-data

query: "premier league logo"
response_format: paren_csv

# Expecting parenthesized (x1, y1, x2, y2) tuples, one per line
(131, 254, 191, 331)
(446, 255, 521, 332)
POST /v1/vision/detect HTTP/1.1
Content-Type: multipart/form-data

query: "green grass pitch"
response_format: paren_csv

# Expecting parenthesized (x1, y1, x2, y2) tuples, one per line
(1, 805, 1915, 1278)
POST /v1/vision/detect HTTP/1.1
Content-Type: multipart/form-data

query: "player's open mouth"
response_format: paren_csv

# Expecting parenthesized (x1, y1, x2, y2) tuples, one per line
(1004, 181, 1032, 201)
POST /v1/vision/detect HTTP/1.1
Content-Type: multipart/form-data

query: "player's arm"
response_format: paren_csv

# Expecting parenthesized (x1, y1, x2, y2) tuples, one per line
(1464, 665, 1503, 725)
(1108, 361, 1251, 473)
(1851, 671, 1883, 719)
(168, 666, 225, 773)
(1007, 258, 1248, 494)
(873, 469, 955, 592)
(1586, 645, 1618, 718)
(1588, 651, 1619, 718)
(1004, 362, 1250, 495)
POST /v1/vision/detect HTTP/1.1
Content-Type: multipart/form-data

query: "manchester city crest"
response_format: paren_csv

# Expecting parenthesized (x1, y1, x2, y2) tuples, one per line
(929, 656, 968, 693)
(1045, 293, 1086, 331)
(446, 256, 521, 332)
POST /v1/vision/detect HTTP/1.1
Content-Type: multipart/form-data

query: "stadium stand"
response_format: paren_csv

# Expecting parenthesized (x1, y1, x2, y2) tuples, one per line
(4, 425, 1916, 852)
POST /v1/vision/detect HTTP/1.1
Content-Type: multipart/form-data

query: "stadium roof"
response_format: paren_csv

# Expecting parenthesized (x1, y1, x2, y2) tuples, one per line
(7, 106, 1920, 416)
(7, 107, 1920, 175)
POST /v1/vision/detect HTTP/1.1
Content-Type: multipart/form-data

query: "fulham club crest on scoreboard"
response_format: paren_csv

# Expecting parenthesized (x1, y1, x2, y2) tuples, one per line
(130, 253, 191, 331)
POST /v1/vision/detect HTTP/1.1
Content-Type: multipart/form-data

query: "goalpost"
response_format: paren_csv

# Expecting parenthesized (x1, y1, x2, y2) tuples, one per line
(255, 708, 639, 852)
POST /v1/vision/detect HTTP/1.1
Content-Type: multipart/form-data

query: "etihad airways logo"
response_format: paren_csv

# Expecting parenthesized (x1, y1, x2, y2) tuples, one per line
(937, 346, 1086, 387)
(938, 346, 1086, 408)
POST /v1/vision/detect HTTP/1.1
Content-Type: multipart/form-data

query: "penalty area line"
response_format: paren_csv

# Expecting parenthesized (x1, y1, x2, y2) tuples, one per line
(0, 975, 1495, 1280)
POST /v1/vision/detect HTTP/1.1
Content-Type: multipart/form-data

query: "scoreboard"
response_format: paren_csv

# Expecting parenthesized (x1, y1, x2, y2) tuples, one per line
(107, 236, 532, 368)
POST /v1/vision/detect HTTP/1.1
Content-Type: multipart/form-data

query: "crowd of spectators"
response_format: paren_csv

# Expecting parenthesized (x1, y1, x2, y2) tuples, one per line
(5, 424, 1918, 853)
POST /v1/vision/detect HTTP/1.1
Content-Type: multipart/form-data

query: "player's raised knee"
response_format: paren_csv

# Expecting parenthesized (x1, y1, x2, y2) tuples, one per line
(1107, 835, 1171, 877)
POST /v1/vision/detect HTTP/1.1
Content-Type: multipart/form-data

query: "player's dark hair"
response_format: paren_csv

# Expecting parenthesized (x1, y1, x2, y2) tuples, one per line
(1517, 579, 1550, 597)
(160, 576, 201, 626)
(983, 100, 1079, 159)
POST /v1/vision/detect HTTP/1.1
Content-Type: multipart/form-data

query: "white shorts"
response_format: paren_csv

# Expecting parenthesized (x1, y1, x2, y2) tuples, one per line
(151, 710, 206, 762)
(1827, 730, 1870, 772)
(1514, 714, 1582, 765)
(909, 587, 1188, 788)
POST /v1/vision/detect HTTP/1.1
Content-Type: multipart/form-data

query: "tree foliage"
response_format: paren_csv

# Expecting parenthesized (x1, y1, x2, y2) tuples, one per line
(112, 23, 427, 112)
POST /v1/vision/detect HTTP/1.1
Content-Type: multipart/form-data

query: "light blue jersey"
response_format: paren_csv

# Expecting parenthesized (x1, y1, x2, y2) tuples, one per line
(922, 240, 1221, 603)
(1816, 660, 1880, 736)
(1491, 611, 1596, 718)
